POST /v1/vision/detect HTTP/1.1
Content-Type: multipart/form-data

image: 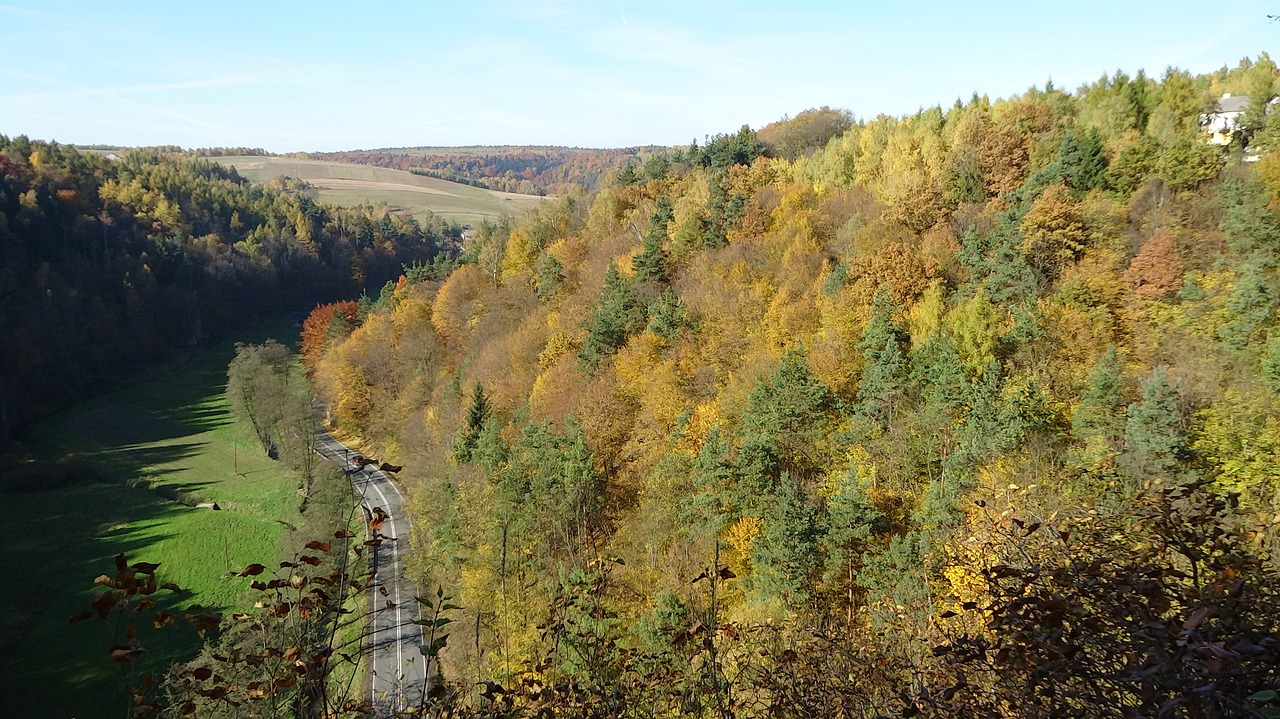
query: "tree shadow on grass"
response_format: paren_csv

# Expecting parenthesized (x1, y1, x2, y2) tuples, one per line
(162, 402, 231, 433)
(69, 404, 203, 446)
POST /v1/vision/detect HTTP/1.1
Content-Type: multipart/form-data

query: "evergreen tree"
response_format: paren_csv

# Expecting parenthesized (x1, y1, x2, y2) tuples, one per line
(821, 467, 884, 624)
(646, 286, 688, 345)
(751, 473, 819, 609)
(957, 227, 991, 279)
(1263, 334, 1280, 393)
(681, 427, 736, 531)
(1058, 128, 1108, 192)
(822, 260, 851, 295)
(1218, 177, 1280, 258)
(1072, 346, 1125, 439)
(472, 416, 509, 475)
(744, 345, 838, 454)
(699, 125, 767, 170)
(452, 383, 491, 463)
(633, 197, 673, 284)
(985, 224, 1040, 304)
(616, 163, 639, 186)
(534, 253, 564, 302)
(1120, 365, 1187, 482)
(949, 360, 1022, 473)
(856, 288, 910, 425)
(912, 332, 969, 415)
(578, 261, 646, 373)
(1218, 261, 1275, 349)
(738, 345, 837, 487)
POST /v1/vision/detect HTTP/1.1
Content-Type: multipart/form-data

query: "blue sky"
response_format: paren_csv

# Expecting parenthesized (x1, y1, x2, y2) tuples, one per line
(0, 1, 1275, 152)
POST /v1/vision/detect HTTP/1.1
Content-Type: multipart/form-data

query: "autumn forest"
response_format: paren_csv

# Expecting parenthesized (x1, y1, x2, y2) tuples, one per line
(6, 53, 1280, 718)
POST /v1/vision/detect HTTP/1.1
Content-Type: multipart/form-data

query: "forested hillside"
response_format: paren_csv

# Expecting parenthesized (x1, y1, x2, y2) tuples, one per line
(305, 56, 1280, 716)
(0, 139, 454, 444)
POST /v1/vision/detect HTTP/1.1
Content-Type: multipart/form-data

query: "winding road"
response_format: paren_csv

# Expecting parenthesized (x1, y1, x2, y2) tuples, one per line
(316, 433, 425, 715)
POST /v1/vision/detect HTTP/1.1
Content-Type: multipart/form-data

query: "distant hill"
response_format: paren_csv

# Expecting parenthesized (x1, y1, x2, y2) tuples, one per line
(314, 145, 666, 195)
(210, 155, 545, 225)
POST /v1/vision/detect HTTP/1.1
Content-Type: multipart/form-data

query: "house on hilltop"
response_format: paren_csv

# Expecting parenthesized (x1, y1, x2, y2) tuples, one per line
(1201, 93, 1251, 146)
(1200, 92, 1279, 160)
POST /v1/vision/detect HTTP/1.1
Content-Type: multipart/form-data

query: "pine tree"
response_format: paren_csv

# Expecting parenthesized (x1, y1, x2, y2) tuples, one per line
(679, 426, 736, 530)
(912, 332, 969, 415)
(751, 473, 819, 609)
(950, 360, 1022, 473)
(821, 468, 883, 624)
(578, 261, 646, 373)
(741, 344, 837, 482)
(452, 383, 492, 463)
(1072, 346, 1124, 439)
(856, 288, 910, 425)
(1120, 365, 1187, 482)
(633, 197, 673, 284)
(646, 287, 687, 345)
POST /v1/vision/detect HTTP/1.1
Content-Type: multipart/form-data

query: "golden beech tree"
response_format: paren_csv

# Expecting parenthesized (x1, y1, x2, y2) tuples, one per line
(1019, 183, 1088, 279)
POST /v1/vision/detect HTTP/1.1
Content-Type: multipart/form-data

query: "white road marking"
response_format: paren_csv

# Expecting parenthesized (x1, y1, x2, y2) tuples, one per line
(315, 435, 422, 714)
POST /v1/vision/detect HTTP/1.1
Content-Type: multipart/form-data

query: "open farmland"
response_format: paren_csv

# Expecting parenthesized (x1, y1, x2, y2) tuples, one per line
(212, 156, 545, 225)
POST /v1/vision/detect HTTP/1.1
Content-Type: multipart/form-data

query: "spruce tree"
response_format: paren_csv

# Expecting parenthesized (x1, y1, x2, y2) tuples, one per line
(751, 473, 819, 609)
(646, 287, 687, 345)
(578, 261, 646, 373)
(1072, 346, 1124, 440)
(1219, 177, 1280, 258)
(633, 196, 673, 284)
(856, 288, 910, 425)
(1218, 261, 1275, 349)
(453, 383, 491, 463)
(1058, 128, 1108, 192)
(1120, 365, 1187, 482)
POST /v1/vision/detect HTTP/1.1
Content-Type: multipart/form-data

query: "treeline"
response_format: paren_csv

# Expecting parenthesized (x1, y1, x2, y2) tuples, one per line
(304, 57, 1280, 715)
(0, 137, 455, 445)
(315, 147, 658, 196)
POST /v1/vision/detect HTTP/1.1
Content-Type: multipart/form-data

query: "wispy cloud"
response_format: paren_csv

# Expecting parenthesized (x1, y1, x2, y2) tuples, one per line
(0, 76, 261, 103)
(0, 3, 58, 21)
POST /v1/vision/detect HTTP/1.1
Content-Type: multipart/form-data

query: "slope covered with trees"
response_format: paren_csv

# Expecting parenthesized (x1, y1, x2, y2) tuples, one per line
(324, 56, 1280, 715)
(0, 139, 455, 446)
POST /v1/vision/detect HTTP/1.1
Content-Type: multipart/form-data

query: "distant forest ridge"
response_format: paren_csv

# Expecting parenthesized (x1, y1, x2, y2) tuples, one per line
(313, 146, 666, 196)
(0, 140, 457, 442)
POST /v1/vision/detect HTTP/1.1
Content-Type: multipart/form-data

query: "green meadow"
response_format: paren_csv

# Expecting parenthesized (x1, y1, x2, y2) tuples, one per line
(0, 319, 308, 718)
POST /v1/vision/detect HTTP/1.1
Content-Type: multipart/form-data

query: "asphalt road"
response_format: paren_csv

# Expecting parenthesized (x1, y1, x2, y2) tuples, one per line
(316, 433, 425, 715)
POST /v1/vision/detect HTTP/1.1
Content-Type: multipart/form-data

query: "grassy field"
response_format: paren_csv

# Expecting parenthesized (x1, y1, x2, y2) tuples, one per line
(0, 319, 308, 719)
(212, 156, 545, 225)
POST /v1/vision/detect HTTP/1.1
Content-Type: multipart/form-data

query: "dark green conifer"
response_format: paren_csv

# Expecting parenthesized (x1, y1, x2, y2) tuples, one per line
(856, 289, 910, 424)
(751, 473, 819, 609)
(1072, 346, 1124, 439)
(534, 253, 564, 302)
(646, 287, 687, 345)
(634, 197, 673, 284)
(1120, 365, 1187, 481)
(578, 261, 646, 373)
(453, 383, 492, 464)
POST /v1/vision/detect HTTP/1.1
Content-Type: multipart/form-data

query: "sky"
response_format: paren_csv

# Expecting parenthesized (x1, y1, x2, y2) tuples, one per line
(0, 0, 1276, 153)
